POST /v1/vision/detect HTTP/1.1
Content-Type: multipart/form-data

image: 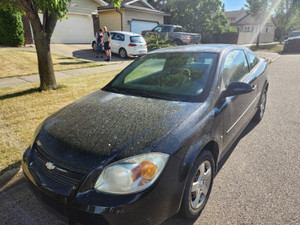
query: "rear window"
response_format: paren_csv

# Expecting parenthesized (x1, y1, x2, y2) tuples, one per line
(130, 36, 145, 43)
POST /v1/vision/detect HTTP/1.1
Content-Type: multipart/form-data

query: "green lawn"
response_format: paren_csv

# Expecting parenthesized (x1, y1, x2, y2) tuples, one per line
(0, 48, 100, 79)
(248, 42, 284, 53)
(0, 70, 120, 174)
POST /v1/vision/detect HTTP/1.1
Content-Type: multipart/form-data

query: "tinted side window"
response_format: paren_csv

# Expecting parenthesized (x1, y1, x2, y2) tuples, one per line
(246, 51, 259, 70)
(110, 32, 116, 39)
(112, 33, 125, 41)
(173, 27, 183, 32)
(222, 50, 250, 86)
(161, 26, 171, 32)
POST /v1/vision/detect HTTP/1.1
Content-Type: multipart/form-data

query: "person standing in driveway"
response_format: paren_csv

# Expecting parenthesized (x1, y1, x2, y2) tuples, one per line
(103, 26, 111, 62)
(96, 28, 104, 58)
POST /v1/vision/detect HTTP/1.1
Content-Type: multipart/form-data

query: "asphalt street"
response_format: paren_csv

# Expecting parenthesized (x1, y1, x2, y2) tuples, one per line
(0, 53, 299, 225)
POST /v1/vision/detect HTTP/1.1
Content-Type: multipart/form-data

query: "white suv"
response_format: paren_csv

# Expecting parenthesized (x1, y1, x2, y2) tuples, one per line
(92, 31, 147, 58)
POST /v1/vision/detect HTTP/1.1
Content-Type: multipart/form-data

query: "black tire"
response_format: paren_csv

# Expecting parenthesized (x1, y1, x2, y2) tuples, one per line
(119, 48, 127, 59)
(175, 39, 183, 45)
(180, 150, 215, 219)
(92, 42, 97, 51)
(252, 86, 267, 122)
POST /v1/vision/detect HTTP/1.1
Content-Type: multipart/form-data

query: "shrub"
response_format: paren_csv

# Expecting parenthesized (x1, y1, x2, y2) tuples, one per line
(0, 7, 24, 47)
(144, 34, 177, 52)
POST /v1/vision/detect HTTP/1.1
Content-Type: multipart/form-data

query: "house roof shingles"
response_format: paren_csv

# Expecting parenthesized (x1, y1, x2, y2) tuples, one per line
(98, 0, 169, 15)
(225, 9, 275, 27)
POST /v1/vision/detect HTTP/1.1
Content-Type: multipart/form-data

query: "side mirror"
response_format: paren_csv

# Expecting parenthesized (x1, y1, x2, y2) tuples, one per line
(224, 82, 253, 97)
(218, 82, 253, 106)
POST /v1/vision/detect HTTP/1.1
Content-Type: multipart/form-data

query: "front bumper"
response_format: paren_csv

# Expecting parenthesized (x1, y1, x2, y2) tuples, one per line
(22, 147, 184, 225)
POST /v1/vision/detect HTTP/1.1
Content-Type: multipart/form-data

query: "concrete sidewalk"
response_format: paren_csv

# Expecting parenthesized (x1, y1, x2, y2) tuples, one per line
(0, 51, 279, 89)
(0, 61, 132, 88)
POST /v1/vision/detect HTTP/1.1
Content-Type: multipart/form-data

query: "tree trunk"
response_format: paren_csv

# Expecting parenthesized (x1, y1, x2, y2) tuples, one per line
(256, 25, 260, 47)
(34, 34, 57, 90)
(17, 0, 58, 90)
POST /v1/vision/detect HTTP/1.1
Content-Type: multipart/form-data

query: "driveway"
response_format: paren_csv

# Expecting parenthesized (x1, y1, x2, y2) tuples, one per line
(20, 44, 134, 64)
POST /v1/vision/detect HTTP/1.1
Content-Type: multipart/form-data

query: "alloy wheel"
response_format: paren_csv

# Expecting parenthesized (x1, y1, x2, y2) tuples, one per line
(190, 160, 212, 210)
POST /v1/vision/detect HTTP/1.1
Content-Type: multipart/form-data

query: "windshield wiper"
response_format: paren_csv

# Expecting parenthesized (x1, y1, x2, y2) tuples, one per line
(139, 90, 181, 101)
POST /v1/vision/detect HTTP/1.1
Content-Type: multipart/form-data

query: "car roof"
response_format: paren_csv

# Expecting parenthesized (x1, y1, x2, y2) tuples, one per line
(110, 31, 142, 36)
(149, 44, 240, 54)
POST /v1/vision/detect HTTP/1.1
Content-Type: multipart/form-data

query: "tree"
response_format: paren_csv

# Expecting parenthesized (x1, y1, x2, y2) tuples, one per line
(0, 6, 24, 46)
(274, 0, 300, 42)
(244, 0, 271, 47)
(0, 0, 122, 91)
(167, 0, 228, 35)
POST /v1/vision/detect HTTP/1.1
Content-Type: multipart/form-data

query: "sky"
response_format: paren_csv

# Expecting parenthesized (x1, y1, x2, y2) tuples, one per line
(222, 0, 247, 11)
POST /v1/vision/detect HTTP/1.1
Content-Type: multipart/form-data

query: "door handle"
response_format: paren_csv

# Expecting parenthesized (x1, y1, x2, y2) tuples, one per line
(252, 85, 257, 90)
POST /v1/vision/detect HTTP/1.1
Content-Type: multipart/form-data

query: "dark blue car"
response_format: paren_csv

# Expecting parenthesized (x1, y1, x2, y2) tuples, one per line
(22, 45, 268, 225)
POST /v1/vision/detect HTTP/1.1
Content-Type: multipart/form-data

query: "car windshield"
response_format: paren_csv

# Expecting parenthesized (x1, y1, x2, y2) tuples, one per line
(130, 36, 145, 43)
(103, 52, 218, 102)
(290, 31, 300, 37)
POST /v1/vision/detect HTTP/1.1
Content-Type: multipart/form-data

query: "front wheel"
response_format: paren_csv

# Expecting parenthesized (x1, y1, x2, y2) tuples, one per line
(119, 48, 127, 59)
(252, 86, 267, 122)
(180, 150, 215, 219)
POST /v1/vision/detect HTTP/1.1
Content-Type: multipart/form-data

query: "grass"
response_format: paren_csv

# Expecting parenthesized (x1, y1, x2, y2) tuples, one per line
(0, 70, 120, 174)
(248, 42, 284, 53)
(0, 48, 100, 79)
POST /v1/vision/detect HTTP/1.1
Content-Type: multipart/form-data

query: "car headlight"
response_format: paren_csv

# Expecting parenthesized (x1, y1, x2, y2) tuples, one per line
(30, 121, 44, 148)
(94, 153, 169, 194)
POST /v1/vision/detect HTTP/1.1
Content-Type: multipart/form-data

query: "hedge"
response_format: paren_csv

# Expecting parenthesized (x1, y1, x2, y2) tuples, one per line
(0, 7, 24, 47)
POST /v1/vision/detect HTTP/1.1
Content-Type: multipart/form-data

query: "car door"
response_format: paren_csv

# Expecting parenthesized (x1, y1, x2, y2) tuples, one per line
(220, 49, 258, 151)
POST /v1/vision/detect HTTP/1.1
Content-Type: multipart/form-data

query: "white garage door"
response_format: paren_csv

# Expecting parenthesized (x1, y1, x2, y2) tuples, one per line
(51, 14, 94, 44)
(131, 20, 158, 34)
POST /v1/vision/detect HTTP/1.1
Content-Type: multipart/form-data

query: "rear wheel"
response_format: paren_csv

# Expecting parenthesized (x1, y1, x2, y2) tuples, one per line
(119, 48, 127, 59)
(175, 39, 183, 45)
(252, 86, 267, 122)
(180, 150, 215, 219)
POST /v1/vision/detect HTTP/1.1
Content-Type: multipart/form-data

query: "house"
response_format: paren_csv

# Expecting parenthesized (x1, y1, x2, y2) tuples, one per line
(97, 0, 169, 35)
(23, 0, 168, 44)
(50, 0, 109, 43)
(224, 10, 276, 44)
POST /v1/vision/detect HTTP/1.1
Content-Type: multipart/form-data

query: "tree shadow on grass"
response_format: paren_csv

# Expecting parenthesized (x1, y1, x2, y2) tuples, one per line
(0, 88, 40, 101)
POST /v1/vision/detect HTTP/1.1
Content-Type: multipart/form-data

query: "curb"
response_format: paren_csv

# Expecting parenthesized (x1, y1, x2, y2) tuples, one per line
(269, 53, 280, 62)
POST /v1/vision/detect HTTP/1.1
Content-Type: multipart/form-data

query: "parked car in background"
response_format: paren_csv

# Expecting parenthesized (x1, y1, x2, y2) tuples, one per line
(23, 45, 268, 225)
(142, 24, 201, 45)
(92, 31, 147, 58)
(284, 30, 300, 52)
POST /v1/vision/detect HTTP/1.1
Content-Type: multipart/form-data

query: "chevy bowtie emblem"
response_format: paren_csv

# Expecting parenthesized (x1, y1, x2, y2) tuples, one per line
(45, 162, 56, 170)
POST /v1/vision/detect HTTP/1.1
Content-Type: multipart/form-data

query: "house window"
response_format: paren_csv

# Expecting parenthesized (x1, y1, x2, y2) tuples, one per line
(266, 27, 269, 33)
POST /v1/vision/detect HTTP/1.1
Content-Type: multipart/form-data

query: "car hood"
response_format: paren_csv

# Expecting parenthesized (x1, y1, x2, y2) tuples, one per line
(36, 90, 200, 170)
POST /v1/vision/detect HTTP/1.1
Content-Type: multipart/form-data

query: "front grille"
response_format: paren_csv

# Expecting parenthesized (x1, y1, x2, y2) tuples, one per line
(33, 146, 88, 187)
